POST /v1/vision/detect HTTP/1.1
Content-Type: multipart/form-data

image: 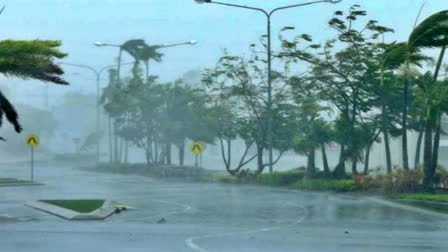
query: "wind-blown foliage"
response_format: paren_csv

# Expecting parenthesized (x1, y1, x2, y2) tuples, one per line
(0, 39, 68, 137)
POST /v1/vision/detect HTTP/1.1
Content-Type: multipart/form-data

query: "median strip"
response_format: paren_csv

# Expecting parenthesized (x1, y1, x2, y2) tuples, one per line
(25, 199, 120, 220)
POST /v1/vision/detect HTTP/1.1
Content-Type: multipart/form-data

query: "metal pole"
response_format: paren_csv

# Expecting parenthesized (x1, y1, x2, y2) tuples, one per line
(96, 74, 100, 165)
(31, 147, 34, 182)
(200, 1, 340, 173)
(267, 15, 273, 173)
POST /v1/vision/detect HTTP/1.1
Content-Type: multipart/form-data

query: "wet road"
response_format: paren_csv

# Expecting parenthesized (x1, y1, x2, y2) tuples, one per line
(0, 163, 447, 252)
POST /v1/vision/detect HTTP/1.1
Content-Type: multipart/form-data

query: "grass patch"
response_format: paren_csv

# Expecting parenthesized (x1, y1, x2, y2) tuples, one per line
(257, 170, 304, 186)
(390, 194, 448, 203)
(40, 199, 105, 213)
(0, 178, 28, 184)
(219, 175, 242, 184)
(295, 179, 355, 192)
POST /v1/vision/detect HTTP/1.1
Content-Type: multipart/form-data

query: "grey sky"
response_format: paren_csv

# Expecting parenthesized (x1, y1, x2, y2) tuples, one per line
(0, 0, 446, 107)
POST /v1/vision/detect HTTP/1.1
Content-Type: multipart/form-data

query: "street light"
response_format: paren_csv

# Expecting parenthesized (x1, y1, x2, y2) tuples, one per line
(57, 61, 136, 164)
(94, 40, 197, 78)
(195, 0, 342, 173)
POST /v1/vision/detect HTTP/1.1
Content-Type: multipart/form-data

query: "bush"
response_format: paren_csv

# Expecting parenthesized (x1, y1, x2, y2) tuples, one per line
(257, 170, 304, 186)
(353, 169, 424, 193)
(353, 175, 382, 191)
(295, 179, 355, 192)
(219, 175, 242, 184)
(435, 165, 448, 189)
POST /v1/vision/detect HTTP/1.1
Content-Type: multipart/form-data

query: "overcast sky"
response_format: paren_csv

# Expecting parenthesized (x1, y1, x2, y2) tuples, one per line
(0, 0, 446, 107)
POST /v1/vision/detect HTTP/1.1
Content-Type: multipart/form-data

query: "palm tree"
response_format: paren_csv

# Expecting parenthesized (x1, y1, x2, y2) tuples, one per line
(0, 39, 68, 137)
(140, 45, 163, 79)
(383, 42, 431, 171)
(409, 10, 448, 189)
(121, 39, 164, 79)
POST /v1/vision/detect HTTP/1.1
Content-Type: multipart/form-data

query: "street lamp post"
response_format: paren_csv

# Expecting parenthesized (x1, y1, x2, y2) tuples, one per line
(58, 62, 136, 164)
(195, 0, 342, 173)
(94, 40, 198, 79)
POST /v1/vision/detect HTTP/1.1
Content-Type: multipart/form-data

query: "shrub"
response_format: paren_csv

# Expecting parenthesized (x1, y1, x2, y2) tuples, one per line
(435, 165, 448, 189)
(257, 170, 304, 186)
(353, 169, 424, 193)
(353, 175, 382, 191)
(219, 175, 241, 184)
(295, 179, 355, 192)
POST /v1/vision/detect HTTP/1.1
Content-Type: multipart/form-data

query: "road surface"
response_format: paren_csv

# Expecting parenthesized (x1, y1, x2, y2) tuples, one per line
(0, 162, 446, 252)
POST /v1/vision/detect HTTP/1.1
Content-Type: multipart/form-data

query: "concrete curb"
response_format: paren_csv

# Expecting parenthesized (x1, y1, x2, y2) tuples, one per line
(24, 200, 117, 220)
(395, 199, 448, 212)
(368, 197, 447, 219)
(0, 182, 43, 187)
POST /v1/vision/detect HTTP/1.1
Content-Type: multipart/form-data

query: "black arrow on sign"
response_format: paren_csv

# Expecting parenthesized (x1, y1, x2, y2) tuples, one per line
(27, 137, 37, 145)
(192, 144, 202, 151)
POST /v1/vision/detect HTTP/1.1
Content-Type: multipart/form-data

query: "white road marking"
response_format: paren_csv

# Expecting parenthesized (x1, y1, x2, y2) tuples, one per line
(185, 205, 307, 252)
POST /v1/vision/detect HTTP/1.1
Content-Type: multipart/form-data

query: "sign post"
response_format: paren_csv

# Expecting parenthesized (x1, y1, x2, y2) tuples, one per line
(190, 141, 205, 169)
(26, 134, 40, 182)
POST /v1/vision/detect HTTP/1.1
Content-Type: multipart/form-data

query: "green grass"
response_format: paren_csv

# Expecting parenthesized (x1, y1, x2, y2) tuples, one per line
(219, 175, 242, 184)
(0, 178, 28, 184)
(40, 199, 105, 213)
(391, 194, 448, 203)
(295, 179, 355, 192)
(257, 170, 304, 186)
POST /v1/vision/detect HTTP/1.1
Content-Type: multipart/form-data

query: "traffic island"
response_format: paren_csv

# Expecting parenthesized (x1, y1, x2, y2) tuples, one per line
(0, 178, 43, 187)
(24, 199, 121, 220)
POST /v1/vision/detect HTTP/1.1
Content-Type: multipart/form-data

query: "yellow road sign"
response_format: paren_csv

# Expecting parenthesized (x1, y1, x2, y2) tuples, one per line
(26, 134, 40, 148)
(190, 141, 205, 155)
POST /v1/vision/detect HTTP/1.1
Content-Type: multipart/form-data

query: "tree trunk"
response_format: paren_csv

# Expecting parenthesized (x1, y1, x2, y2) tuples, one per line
(166, 143, 172, 165)
(113, 122, 118, 163)
(256, 144, 264, 174)
(124, 140, 129, 163)
(178, 142, 185, 166)
(333, 144, 346, 178)
(321, 144, 329, 174)
(402, 78, 409, 171)
(306, 149, 316, 178)
(108, 116, 113, 163)
(154, 140, 159, 164)
(145, 60, 149, 81)
(432, 114, 441, 173)
(422, 110, 434, 190)
(414, 122, 424, 169)
(351, 160, 358, 175)
(364, 144, 372, 175)
(145, 136, 151, 166)
(383, 130, 392, 174)
(381, 102, 392, 174)
(118, 137, 123, 163)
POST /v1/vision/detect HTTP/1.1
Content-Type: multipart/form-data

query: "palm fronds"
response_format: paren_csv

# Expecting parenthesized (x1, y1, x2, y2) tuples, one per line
(0, 91, 21, 133)
(409, 10, 448, 48)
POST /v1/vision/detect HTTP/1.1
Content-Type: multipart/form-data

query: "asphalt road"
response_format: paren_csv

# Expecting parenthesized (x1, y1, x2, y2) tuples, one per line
(0, 162, 447, 252)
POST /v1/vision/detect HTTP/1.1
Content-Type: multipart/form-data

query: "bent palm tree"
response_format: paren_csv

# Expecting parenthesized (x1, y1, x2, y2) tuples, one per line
(121, 39, 164, 79)
(0, 39, 68, 136)
(409, 10, 448, 189)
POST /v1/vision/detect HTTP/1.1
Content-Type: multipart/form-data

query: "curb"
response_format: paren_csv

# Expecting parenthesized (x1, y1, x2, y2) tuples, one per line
(368, 197, 447, 219)
(24, 200, 117, 220)
(0, 182, 44, 187)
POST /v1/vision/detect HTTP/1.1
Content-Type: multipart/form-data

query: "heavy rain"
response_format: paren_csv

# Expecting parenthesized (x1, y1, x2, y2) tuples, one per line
(0, 1, 447, 251)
